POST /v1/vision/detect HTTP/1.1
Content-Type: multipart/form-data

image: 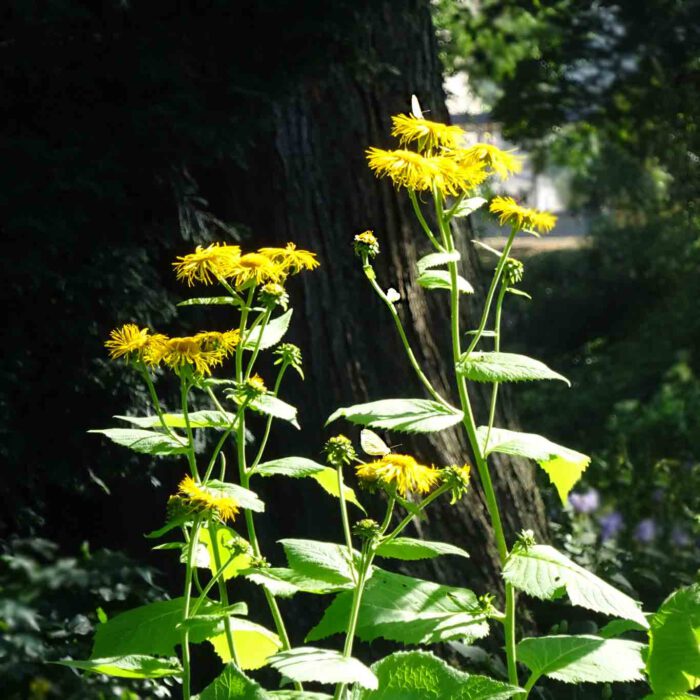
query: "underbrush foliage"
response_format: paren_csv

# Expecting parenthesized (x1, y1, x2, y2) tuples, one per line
(60, 99, 700, 699)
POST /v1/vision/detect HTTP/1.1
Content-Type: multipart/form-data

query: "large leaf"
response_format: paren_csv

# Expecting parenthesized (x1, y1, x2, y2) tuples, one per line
(178, 296, 242, 307)
(92, 598, 222, 658)
(477, 427, 590, 504)
(116, 410, 238, 430)
(89, 428, 188, 455)
(416, 250, 461, 275)
(646, 584, 700, 694)
(198, 525, 252, 580)
(307, 569, 488, 645)
(351, 650, 521, 700)
(269, 647, 378, 689)
(417, 269, 474, 294)
(243, 309, 293, 350)
(375, 537, 469, 561)
(328, 398, 463, 434)
(503, 544, 648, 627)
(198, 664, 267, 700)
(252, 458, 364, 510)
(248, 394, 299, 429)
(517, 635, 646, 684)
(457, 352, 570, 386)
(208, 618, 282, 670)
(57, 655, 182, 679)
(204, 480, 265, 513)
(280, 539, 358, 586)
(451, 196, 488, 218)
(245, 567, 349, 597)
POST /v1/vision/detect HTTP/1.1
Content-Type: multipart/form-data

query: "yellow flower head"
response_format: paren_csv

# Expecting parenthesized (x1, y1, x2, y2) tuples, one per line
(145, 335, 225, 376)
(258, 243, 320, 273)
(489, 196, 557, 234)
(193, 329, 240, 355)
(356, 453, 439, 497)
(432, 155, 488, 196)
(172, 243, 242, 286)
(105, 324, 152, 360)
(246, 373, 267, 395)
(460, 143, 523, 180)
(390, 114, 465, 152)
(228, 252, 285, 288)
(178, 475, 239, 522)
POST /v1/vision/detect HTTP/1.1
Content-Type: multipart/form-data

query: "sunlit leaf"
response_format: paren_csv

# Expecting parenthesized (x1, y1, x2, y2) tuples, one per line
(56, 655, 182, 679)
(457, 352, 570, 386)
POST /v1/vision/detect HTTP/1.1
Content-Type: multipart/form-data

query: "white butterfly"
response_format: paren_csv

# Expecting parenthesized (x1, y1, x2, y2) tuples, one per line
(360, 428, 392, 457)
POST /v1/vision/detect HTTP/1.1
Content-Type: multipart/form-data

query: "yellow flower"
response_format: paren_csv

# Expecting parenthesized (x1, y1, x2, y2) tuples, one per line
(390, 114, 465, 152)
(105, 324, 152, 360)
(489, 196, 557, 234)
(258, 242, 320, 273)
(356, 453, 439, 497)
(355, 231, 378, 247)
(228, 252, 285, 288)
(246, 373, 267, 394)
(460, 143, 523, 179)
(173, 243, 241, 286)
(178, 475, 239, 522)
(145, 335, 225, 376)
(193, 329, 240, 355)
(432, 155, 488, 196)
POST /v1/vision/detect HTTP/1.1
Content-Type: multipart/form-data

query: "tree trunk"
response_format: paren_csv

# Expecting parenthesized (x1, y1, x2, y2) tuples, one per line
(217, 0, 548, 595)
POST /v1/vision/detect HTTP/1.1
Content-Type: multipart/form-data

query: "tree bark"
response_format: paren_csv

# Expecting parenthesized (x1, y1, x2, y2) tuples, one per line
(218, 0, 547, 595)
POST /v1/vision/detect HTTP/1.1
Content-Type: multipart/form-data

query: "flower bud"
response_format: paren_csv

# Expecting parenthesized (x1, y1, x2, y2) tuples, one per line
(440, 464, 471, 504)
(324, 434, 357, 468)
(259, 282, 289, 309)
(354, 230, 380, 259)
(353, 518, 381, 541)
(503, 257, 524, 286)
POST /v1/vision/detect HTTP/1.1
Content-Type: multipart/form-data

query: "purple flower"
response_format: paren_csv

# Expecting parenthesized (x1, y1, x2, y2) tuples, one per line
(670, 526, 691, 548)
(599, 511, 624, 541)
(634, 518, 657, 544)
(568, 488, 600, 514)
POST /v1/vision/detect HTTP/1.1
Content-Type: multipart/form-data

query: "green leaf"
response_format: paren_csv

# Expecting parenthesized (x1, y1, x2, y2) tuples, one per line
(327, 398, 463, 434)
(417, 269, 474, 294)
(350, 650, 521, 700)
(599, 619, 647, 638)
(646, 584, 700, 694)
(503, 544, 648, 627)
(268, 693, 332, 699)
(248, 394, 299, 429)
(198, 525, 252, 580)
(208, 618, 281, 670)
(56, 655, 182, 679)
(88, 428, 188, 455)
(204, 480, 265, 513)
(245, 567, 349, 597)
(477, 427, 590, 504)
(178, 296, 242, 307)
(116, 410, 237, 430)
(307, 569, 488, 646)
(375, 537, 469, 561)
(507, 287, 532, 300)
(269, 647, 378, 689)
(280, 539, 358, 587)
(457, 352, 570, 386)
(92, 598, 221, 658)
(416, 250, 461, 275)
(198, 664, 267, 700)
(517, 635, 646, 684)
(243, 309, 293, 350)
(451, 196, 488, 218)
(310, 468, 365, 511)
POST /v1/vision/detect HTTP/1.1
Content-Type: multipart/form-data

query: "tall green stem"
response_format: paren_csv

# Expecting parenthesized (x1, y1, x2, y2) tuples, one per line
(181, 516, 203, 700)
(408, 189, 444, 250)
(139, 365, 177, 437)
(181, 377, 199, 480)
(336, 465, 356, 583)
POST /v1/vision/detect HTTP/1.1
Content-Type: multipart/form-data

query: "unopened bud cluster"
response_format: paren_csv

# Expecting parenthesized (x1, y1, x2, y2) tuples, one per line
(354, 230, 380, 259)
(324, 434, 357, 468)
(503, 257, 524, 286)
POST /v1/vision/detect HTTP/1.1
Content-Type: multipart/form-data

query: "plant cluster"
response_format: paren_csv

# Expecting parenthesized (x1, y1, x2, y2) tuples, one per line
(60, 100, 700, 699)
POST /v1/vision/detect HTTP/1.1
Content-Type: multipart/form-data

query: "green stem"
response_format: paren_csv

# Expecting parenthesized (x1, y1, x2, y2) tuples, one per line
(181, 516, 203, 700)
(245, 308, 272, 379)
(208, 519, 240, 667)
(485, 283, 507, 450)
(139, 365, 176, 437)
(362, 258, 451, 407)
(180, 377, 199, 480)
(336, 465, 356, 582)
(381, 484, 449, 545)
(190, 549, 240, 616)
(408, 188, 444, 250)
(249, 363, 289, 472)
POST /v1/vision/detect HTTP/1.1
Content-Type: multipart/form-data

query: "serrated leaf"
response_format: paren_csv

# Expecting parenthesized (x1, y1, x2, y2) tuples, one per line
(503, 544, 647, 627)
(92, 598, 222, 658)
(116, 410, 238, 430)
(451, 196, 488, 218)
(56, 655, 182, 679)
(243, 309, 293, 350)
(269, 647, 378, 689)
(375, 537, 469, 561)
(88, 428, 188, 455)
(307, 569, 488, 646)
(599, 618, 647, 638)
(350, 650, 521, 700)
(208, 618, 281, 670)
(417, 269, 474, 294)
(477, 427, 590, 504)
(328, 399, 463, 434)
(268, 693, 332, 699)
(517, 635, 646, 684)
(203, 480, 265, 513)
(198, 664, 268, 699)
(280, 539, 358, 586)
(245, 567, 350, 597)
(178, 296, 242, 307)
(311, 467, 365, 511)
(457, 352, 570, 386)
(646, 584, 700, 694)
(416, 250, 461, 275)
(248, 394, 299, 429)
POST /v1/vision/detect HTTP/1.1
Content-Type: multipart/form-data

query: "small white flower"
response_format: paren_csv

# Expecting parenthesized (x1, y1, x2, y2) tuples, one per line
(386, 288, 400, 303)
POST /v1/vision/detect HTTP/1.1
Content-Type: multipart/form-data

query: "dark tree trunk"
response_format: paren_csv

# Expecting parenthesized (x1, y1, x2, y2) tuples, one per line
(217, 0, 548, 595)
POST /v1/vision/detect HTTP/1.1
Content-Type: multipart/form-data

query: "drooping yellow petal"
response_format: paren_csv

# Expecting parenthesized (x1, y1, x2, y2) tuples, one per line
(172, 243, 241, 286)
(490, 196, 557, 234)
(391, 113, 465, 152)
(105, 324, 151, 360)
